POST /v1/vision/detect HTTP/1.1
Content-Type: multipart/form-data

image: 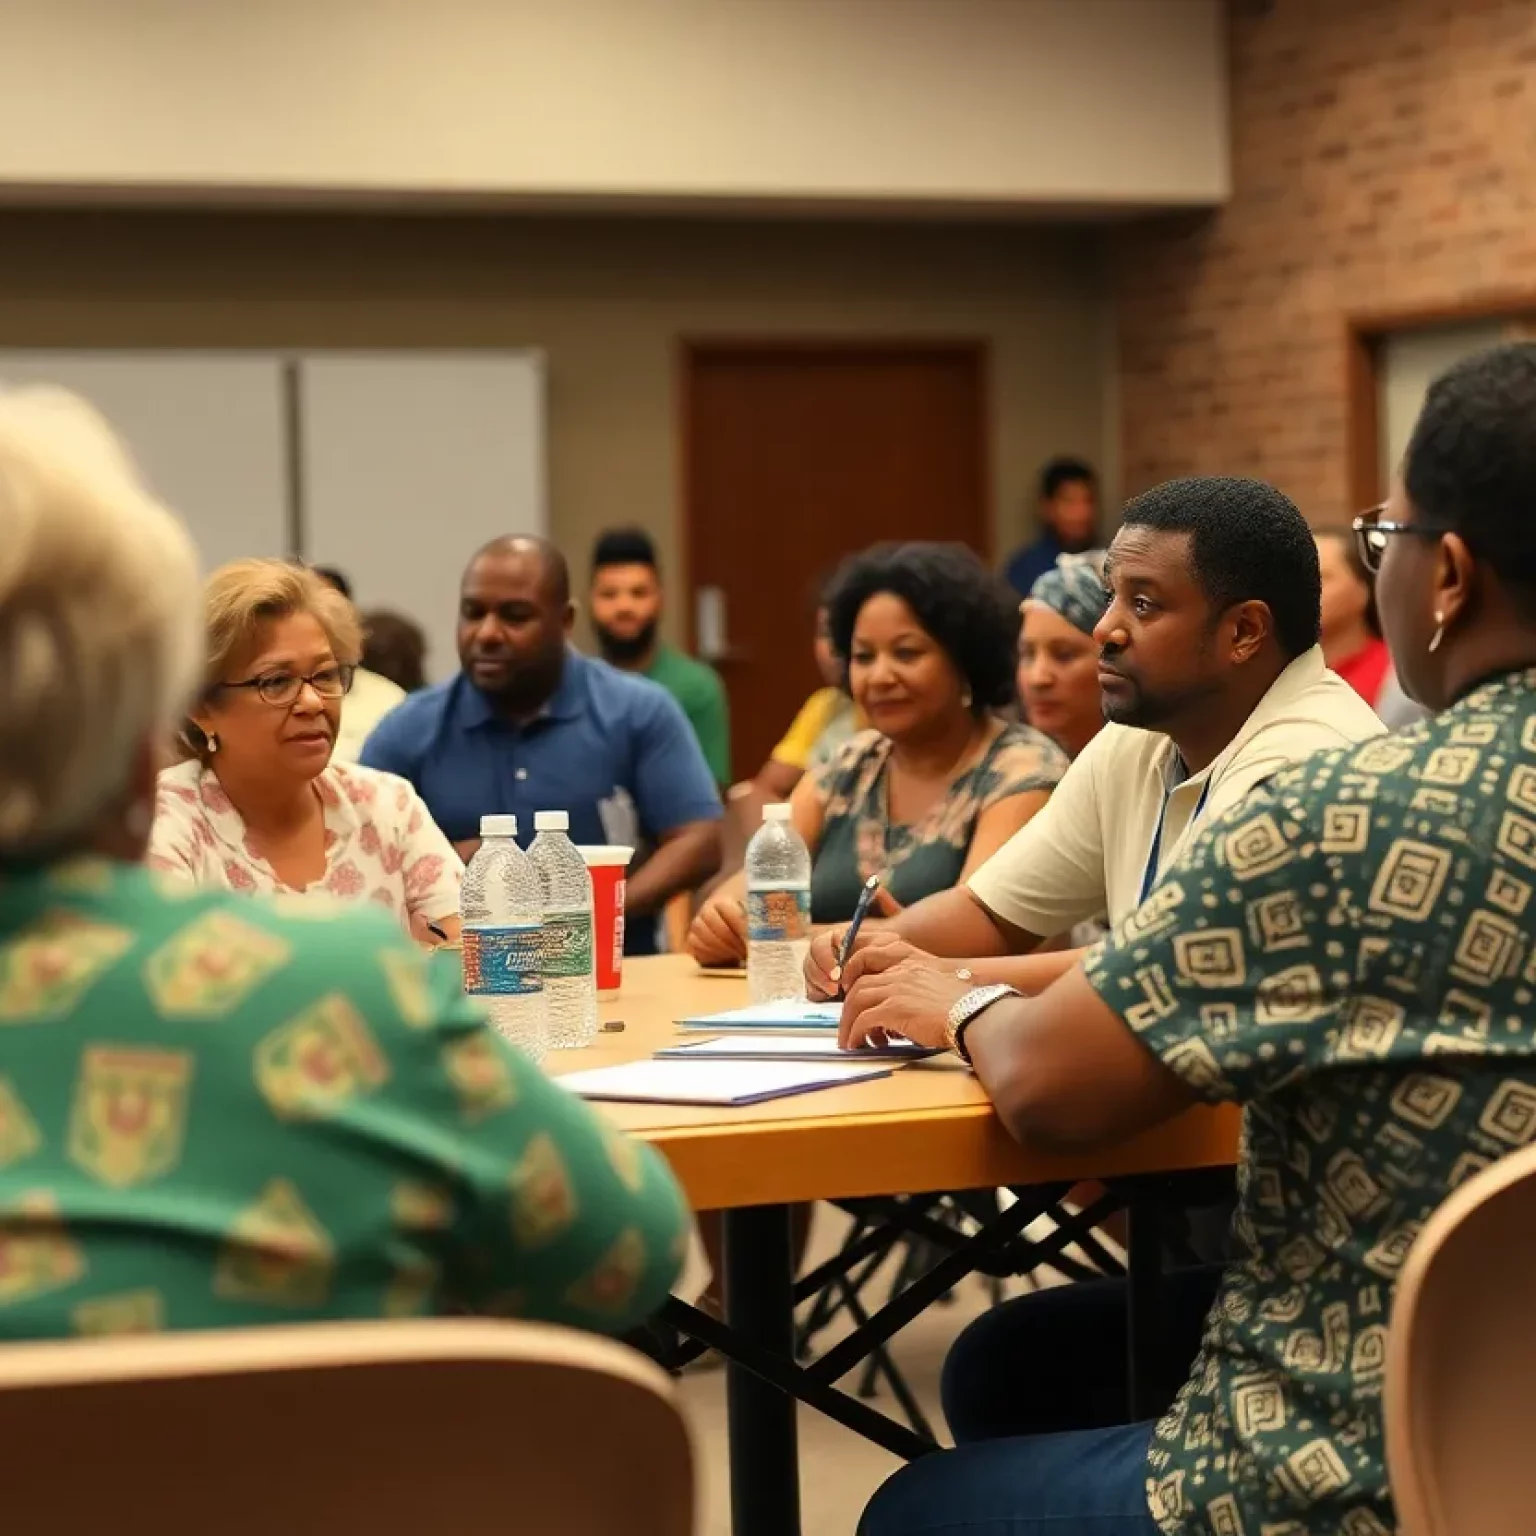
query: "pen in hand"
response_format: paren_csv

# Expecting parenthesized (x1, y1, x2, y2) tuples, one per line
(834, 874, 883, 1000)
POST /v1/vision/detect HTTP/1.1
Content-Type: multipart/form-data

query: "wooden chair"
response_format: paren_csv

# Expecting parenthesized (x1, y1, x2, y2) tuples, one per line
(0, 1318, 694, 1536)
(1387, 1142, 1536, 1536)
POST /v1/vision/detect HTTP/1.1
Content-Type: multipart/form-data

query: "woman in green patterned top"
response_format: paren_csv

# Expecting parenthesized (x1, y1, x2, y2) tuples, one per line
(845, 343, 1536, 1536)
(688, 543, 1067, 965)
(0, 386, 687, 1340)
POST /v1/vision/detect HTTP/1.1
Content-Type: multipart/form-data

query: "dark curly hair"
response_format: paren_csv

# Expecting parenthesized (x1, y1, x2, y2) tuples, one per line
(825, 542, 1021, 714)
(1120, 476, 1321, 660)
(1405, 341, 1536, 594)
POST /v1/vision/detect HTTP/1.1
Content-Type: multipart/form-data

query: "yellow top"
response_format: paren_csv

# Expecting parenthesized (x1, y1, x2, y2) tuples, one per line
(771, 687, 850, 771)
(968, 646, 1385, 938)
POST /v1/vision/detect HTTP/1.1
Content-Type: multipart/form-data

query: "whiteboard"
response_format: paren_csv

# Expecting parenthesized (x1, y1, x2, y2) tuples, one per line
(0, 351, 288, 573)
(298, 353, 547, 682)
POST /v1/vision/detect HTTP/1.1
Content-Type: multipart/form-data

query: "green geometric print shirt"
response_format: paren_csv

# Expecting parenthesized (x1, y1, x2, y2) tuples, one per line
(0, 859, 688, 1339)
(1086, 669, 1536, 1536)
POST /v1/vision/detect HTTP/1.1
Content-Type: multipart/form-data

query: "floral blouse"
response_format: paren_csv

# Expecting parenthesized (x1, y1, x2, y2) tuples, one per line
(808, 722, 1067, 923)
(149, 759, 462, 932)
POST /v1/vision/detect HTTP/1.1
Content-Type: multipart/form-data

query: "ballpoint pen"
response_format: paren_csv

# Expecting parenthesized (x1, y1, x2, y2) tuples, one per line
(834, 873, 883, 996)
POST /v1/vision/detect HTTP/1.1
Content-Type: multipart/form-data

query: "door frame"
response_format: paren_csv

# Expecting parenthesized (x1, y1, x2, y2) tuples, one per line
(1344, 295, 1536, 513)
(676, 337, 993, 651)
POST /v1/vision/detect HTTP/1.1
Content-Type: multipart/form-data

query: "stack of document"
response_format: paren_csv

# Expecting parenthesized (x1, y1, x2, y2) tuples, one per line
(676, 1000, 844, 1033)
(559, 998, 938, 1107)
(559, 1057, 896, 1106)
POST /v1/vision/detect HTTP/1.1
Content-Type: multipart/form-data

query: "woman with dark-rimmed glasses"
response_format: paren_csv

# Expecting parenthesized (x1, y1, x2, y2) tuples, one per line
(150, 558, 462, 941)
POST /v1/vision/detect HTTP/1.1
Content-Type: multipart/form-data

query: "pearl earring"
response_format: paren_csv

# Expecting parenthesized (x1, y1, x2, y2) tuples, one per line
(1428, 611, 1446, 655)
(961, 688, 973, 709)
(205, 731, 220, 755)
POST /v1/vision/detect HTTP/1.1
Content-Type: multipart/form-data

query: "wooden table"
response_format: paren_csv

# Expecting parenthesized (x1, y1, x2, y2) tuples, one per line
(548, 956, 1242, 1536)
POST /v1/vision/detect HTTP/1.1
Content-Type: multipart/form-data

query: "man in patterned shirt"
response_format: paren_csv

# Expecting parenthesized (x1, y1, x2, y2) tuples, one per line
(846, 343, 1536, 1534)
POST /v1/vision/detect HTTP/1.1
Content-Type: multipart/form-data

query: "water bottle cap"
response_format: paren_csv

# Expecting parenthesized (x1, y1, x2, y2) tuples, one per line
(764, 803, 793, 823)
(534, 811, 569, 833)
(480, 813, 518, 838)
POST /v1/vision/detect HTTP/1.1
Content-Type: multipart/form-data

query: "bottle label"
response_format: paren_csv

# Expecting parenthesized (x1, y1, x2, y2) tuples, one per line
(541, 910, 594, 979)
(746, 887, 811, 945)
(462, 924, 544, 997)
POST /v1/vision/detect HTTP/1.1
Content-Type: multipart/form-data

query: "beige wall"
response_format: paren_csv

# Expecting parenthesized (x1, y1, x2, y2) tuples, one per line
(0, 0, 1226, 211)
(0, 210, 1110, 642)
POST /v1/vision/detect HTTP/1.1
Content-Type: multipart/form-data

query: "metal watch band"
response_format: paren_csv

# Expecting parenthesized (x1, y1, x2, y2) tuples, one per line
(944, 983, 1021, 1064)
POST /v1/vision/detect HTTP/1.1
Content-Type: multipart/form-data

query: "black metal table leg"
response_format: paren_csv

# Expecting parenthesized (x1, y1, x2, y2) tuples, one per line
(726, 1203, 802, 1536)
(1126, 1195, 1164, 1420)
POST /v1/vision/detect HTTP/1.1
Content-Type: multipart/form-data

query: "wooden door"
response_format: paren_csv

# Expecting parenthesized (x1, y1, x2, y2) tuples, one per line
(682, 342, 989, 779)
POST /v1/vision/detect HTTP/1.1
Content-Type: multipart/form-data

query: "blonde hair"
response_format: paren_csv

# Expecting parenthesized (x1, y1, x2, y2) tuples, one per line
(0, 386, 202, 853)
(185, 559, 364, 759)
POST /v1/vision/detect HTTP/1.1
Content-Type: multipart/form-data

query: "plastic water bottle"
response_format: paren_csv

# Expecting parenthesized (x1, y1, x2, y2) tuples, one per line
(529, 810, 599, 1048)
(745, 803, 813, 1004)
(461, 814, 549, 1062)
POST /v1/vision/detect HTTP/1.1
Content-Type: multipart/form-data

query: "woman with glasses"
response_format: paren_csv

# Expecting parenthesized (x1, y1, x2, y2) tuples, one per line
(1314, 525, 1392, 706)
(150, 559, 462, 942)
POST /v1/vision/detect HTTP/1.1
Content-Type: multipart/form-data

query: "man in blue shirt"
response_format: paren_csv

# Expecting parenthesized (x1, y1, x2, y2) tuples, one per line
(1003, 457, 1099, 597)
(361, 536, 723, 955)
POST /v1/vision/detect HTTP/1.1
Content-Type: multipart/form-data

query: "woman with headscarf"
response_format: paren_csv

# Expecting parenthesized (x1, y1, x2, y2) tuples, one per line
(1016, 554, 1108, 760)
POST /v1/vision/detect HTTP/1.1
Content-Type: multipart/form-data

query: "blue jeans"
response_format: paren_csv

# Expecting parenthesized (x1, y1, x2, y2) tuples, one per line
(858, 1421, 1159, 1536)
(858, 1268, 1224, 1536)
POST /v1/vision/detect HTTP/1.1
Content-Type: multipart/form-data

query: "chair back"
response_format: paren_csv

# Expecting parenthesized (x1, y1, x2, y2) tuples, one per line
(0, 1317, 693, 1536)
(1387, 1141, 1536, 1536)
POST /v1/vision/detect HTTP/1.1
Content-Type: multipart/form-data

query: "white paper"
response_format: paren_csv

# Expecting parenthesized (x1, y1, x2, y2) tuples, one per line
(663, 1034, 936, 1061)
(558, 1057, 889, 1106)
(677, 1000, 843, 1031)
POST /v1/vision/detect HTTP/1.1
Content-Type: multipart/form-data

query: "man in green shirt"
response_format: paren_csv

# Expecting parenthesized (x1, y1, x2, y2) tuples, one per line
(589, 528, 731, 785)
(842, 344, 1536, 1536)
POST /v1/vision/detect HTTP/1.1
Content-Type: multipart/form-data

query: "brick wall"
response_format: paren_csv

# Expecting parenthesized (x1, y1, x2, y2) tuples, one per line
(1113, 0, 1536, 516)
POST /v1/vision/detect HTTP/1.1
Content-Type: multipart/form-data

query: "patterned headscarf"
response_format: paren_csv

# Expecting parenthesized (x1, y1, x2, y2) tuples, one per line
(1025, 551, 1109, 637)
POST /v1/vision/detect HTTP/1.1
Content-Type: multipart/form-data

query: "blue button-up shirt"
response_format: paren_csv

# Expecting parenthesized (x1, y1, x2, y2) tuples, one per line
(360, 651, 722, 954)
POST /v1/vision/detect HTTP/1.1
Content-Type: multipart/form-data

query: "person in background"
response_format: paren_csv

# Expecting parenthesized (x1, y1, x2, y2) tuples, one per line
(361, 535, 723, 956)
(688, 543, 1065, 967)
(0, 386, 687, 1341)
(588, 527, 731, 785)
(149, 560, 462, 943)
(1315, 527, 1392, 706)
(848, 342, 1536, 1536)
(309, 567, 408, 760)
(1003, 457, 1099, 598)
(807, 478, 1384, 1007)
(1017, 554, 1108, 760)
(746, 593, 859, 811)
(361, 607, 429, 694)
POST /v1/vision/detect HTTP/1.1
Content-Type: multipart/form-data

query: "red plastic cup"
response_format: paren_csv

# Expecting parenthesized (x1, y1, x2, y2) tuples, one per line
(578, 845, 633, 997)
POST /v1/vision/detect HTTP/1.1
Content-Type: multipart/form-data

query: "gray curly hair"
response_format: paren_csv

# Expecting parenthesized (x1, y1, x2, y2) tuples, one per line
(0, 386, 201, 854)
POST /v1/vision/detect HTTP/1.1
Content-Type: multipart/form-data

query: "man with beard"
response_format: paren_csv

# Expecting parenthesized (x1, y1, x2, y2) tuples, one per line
(588, 527, 730, 785)
(1003, 457, 1101, 597)
(805, 477, 1385, 1006)
(361, 535, 722, 955)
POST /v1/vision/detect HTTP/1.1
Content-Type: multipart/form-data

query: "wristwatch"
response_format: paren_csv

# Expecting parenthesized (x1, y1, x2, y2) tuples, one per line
(944, 983, 1022, 1064)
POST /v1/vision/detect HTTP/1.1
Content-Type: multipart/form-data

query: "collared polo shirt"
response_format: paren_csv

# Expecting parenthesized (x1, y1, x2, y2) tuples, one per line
(967, 646, 1385, 938)
(360, 650, 722, 953)
(642, 644, 731, 785)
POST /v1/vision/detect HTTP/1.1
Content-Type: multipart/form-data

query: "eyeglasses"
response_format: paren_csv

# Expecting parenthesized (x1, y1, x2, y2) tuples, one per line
(216, 664, 356, 708)
(1351, 503, 1456, 575)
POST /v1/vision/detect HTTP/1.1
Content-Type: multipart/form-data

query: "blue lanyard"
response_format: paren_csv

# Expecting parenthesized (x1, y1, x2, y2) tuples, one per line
(1139, 776, 1212, 905)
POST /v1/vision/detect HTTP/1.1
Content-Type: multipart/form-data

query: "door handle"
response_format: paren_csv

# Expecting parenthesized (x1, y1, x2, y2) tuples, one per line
(696, 585, 734, 662)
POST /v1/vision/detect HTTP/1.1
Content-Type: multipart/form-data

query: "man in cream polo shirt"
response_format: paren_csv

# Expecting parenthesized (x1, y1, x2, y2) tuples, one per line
(806, 476, 1385, 1008)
